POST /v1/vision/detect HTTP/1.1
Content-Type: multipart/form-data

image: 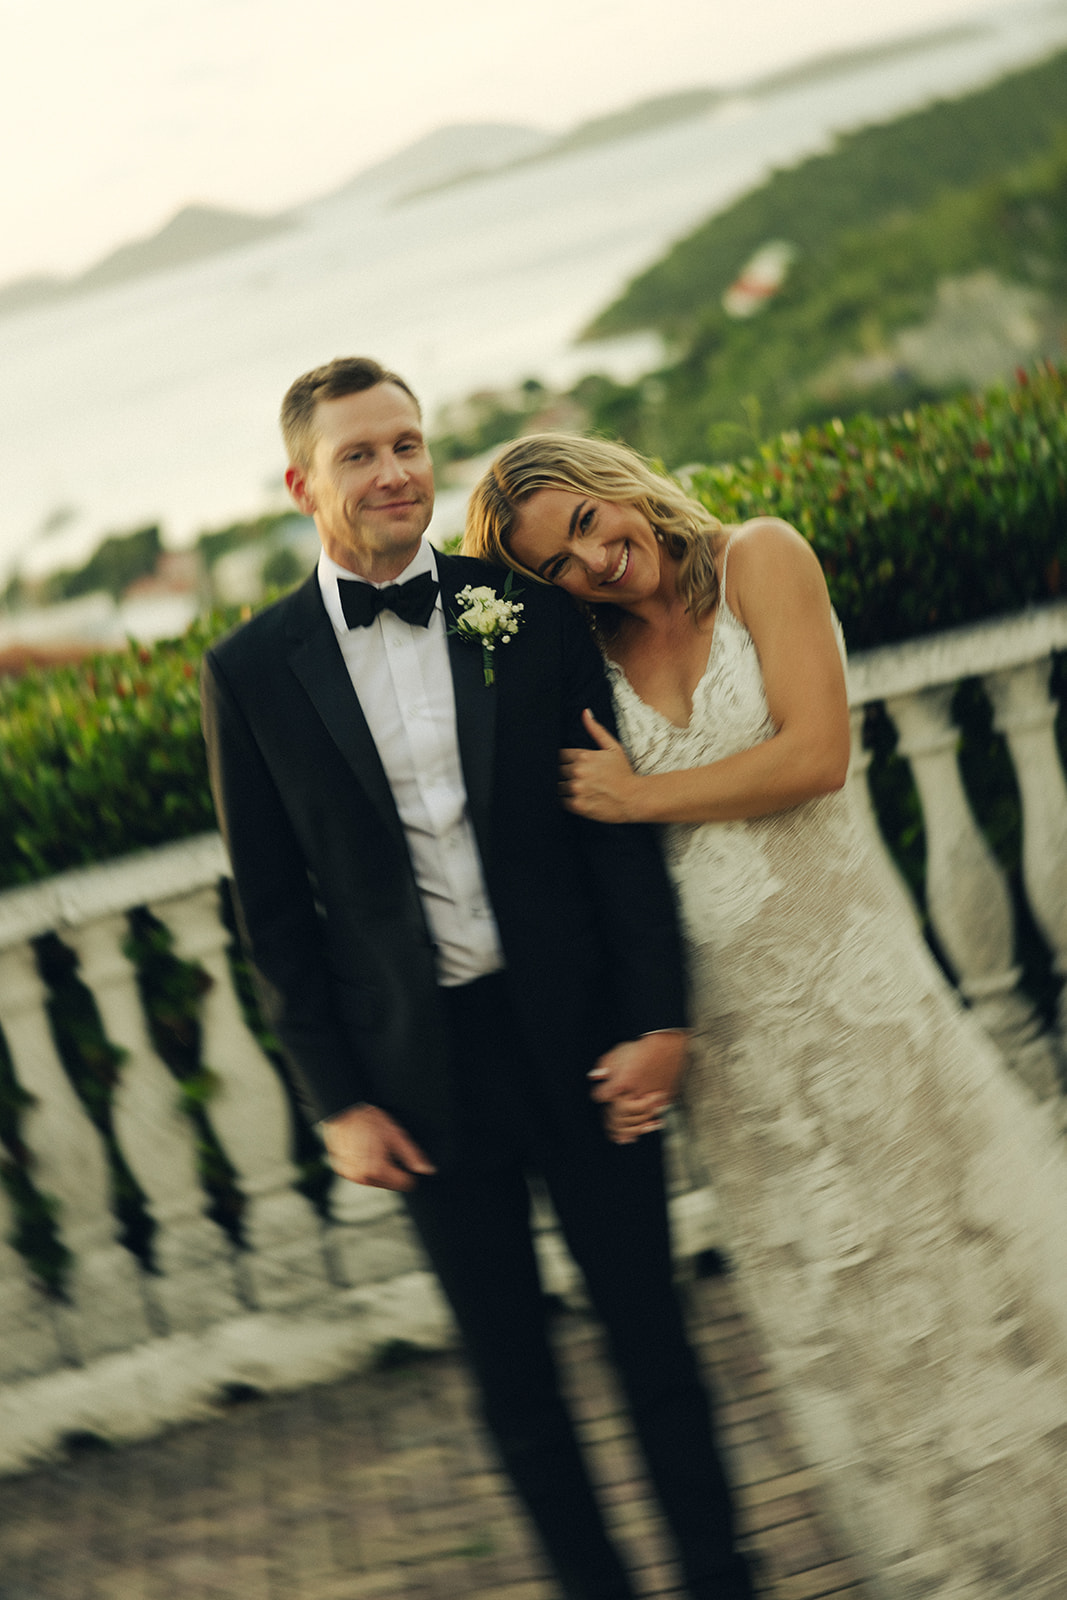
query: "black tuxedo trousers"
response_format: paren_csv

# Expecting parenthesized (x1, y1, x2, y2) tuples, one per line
(201, 557, 753, 1599)
(411, 972, 753, 1600)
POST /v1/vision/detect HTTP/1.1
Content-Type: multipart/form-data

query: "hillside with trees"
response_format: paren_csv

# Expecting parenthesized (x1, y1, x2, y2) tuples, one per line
(567, 47, 1067, 463)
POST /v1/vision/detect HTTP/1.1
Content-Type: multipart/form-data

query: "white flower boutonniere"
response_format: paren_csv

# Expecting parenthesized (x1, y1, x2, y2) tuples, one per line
(449, 575, 524, 686)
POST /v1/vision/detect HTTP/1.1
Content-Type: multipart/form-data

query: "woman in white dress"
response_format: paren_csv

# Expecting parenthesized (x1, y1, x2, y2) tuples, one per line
(464, 433, 1067, 1600)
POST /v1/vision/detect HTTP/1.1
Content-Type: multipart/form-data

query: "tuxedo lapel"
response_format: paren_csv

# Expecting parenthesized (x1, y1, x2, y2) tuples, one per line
(436, 553, 497, 866)
(284, 576, 407, 849)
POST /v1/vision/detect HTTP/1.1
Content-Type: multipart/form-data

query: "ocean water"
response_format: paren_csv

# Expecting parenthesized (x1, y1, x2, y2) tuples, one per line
(3, 0, 1065, 581)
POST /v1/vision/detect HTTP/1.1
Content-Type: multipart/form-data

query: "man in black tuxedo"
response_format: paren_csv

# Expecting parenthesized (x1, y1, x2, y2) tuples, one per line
(201, 356, 753, 1600)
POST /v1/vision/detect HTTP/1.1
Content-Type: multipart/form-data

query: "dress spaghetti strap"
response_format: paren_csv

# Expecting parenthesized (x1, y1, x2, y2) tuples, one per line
(718, 531, 739, 615)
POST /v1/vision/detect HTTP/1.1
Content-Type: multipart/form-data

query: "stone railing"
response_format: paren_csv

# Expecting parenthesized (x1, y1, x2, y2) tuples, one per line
(0, 601, 1064, 1474)
(846, 601, 1067, 1102)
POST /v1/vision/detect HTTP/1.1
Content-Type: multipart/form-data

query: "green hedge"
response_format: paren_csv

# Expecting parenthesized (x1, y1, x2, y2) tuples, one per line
(0, 617, 224, 890)
(688, 363, 1065, 649)
(0, 367, 1064, 893)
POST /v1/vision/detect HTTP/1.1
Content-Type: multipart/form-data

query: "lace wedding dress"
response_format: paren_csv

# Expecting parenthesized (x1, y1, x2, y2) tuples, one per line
(606, 559, 1067, 1599)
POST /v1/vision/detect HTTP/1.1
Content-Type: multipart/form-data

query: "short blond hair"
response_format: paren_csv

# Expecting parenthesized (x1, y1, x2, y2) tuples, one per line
(464, 433, 722, 628)
(280, 356, 420, 470)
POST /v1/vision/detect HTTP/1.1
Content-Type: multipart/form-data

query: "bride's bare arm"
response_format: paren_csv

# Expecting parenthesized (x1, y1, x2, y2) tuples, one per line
(560, 520, 851, 825)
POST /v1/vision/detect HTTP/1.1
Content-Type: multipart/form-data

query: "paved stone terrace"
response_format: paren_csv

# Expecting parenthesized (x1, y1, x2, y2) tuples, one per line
(0, 1271, 870, 1600)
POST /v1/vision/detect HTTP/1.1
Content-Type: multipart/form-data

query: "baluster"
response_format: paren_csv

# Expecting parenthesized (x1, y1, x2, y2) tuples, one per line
(0, 1172, 65, 1380)
(153, 886, 331, 1309)
(0, 942, 152, 1362)
(985, 658, 1067, 1067)
(527, 1183, 582, 1303)
(65, 913, 243, 1332)
(847, 707, 922, 927)
(885, 685, 1059, 1094)
(327, 1177, 424, 1288)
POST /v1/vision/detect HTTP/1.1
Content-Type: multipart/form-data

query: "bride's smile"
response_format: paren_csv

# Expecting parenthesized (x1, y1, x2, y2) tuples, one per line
(603, 543, 630, 585)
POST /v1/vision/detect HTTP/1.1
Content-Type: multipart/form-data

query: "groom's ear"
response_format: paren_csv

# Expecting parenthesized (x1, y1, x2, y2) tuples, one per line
(286, 463, 314, 516)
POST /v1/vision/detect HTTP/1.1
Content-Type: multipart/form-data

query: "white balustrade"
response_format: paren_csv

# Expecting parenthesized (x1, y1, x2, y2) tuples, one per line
(845, 707, 922, 928)
(847, 601, 1067, 1101)
(65, 913, 244, 1332)
(985, 659, 1067, 1050)
(0, 1177, 64, 1381)
(884, 683, 1057, 1090)
(0, 941, 152, 1362)
(327, 1178, 424, 1288)
(152, 886, 333, 1310)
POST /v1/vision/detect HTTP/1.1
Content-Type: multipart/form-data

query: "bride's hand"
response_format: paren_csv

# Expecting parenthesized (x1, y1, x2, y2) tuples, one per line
(602, 1091, 669, 1145)
(560, 709, 643, 822)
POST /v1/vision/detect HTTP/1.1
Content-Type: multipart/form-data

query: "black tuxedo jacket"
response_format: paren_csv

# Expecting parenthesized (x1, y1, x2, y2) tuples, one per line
(201, 551, 688, 1166)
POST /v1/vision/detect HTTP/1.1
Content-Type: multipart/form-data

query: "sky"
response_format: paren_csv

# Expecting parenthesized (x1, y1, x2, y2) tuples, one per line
(0, 0, 1022, 288)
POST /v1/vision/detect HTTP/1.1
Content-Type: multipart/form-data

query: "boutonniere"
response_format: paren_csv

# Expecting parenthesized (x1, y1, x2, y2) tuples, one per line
(448, 575, 525, 686)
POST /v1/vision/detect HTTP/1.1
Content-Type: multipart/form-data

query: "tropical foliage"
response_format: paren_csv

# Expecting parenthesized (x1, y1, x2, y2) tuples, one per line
(5, 524, 163, 609)
(688, 363, 1066, 649)
(0, 617, 223, 889)
(588, 48, 1067, 344)
(575, 48, 1067, 459)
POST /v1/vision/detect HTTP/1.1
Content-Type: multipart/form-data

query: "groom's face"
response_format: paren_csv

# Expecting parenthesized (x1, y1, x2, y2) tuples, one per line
(285, 383, 435, 578)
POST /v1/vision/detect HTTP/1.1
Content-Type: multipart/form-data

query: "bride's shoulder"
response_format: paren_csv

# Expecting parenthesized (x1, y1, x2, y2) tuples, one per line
(720, 517, 823, 577)
(723, 515, 808, 550)
(717, 518, 829, 629)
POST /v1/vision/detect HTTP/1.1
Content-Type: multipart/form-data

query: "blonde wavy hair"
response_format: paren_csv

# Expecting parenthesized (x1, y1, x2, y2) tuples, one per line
(464, 433, 723, 633)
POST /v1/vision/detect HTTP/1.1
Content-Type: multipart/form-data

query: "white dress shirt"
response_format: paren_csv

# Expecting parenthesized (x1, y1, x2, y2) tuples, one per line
(317, 541, 504, 986)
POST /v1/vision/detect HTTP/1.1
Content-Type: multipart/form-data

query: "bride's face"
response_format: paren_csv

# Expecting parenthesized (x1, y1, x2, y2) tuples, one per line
(510, 488, 663, 607)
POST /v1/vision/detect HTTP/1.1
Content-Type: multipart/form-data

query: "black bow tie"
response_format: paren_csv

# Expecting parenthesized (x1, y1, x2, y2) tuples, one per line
(338, 571, 439, 629)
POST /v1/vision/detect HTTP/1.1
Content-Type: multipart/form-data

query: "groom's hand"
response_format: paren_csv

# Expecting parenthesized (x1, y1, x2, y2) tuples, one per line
(322, 1103, 437, 1191)
(589, 1031, 689, 1145)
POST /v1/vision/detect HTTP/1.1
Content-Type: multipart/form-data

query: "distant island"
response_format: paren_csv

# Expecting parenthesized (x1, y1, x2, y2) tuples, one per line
(0, 204, 295, 318)
(395, 18, 987, 202)
(0, 12, 989, 322)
